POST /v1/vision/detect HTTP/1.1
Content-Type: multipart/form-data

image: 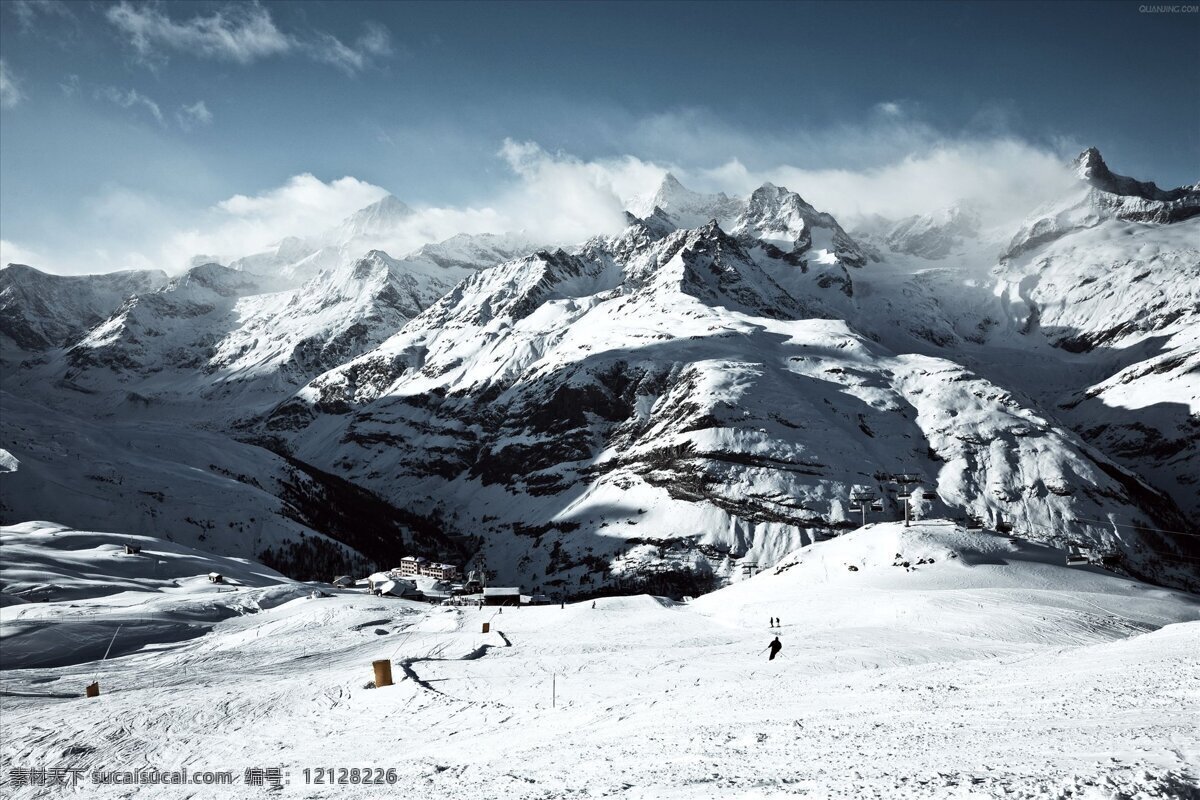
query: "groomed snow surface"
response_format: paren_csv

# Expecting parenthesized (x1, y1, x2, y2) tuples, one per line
(2, 520, 1198, 799)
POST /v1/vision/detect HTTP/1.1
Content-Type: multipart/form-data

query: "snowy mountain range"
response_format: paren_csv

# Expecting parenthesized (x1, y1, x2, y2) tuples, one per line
(2, 149, 1196, 591)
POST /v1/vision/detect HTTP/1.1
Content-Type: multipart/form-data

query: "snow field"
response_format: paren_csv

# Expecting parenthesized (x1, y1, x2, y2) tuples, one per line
(2, 521, 1197, 799)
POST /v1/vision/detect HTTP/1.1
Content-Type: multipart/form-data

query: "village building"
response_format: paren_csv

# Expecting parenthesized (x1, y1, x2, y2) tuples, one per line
(422, 562, 461, 580)
(398, 556, 427, 577)
(398, 556, 461, 581)
(483, 587, 521, 606)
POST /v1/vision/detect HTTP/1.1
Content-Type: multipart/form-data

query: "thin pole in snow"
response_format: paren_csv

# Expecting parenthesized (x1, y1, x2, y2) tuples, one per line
(100, 625, 122, 663)
(94, 625, 123, 683)
(552, 673, 556, 708)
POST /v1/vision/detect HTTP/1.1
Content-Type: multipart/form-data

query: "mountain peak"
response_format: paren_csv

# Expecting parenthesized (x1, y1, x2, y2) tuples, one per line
(651, 172, 713, 206)
(629, 174, 741, 228)
(335, 194, 413, 243)
(659, 172, 687, 192)
(362, 194, 411, 216)
(747, 181, 803, 210)
(1068, 147, 1195, 205)
(1073, 147, 1110, 183)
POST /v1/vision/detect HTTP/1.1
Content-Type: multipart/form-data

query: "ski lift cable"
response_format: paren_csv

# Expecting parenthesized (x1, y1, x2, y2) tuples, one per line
(1004, 516, 1200, 540)
(1064, 517, 1200, 538)
(979, 518, 1200, 565)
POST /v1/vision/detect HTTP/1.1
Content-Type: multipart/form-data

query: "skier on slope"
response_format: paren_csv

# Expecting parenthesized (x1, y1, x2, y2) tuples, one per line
(768, 636, 782, 660)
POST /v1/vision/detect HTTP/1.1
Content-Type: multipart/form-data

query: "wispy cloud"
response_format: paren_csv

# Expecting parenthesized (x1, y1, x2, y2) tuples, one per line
(9, 0, 76, 33)
(105, 1, 292, 67)
(1, 239, 46, 268)
(59, 73, 80, 97)
(105, 2, 393, 74)
(160, 174, 390, 266)
(0, 60, 25, 108)
(311, 22, 393, 75)
(96, 86, 164, 125)
(176, 100, 213, 131)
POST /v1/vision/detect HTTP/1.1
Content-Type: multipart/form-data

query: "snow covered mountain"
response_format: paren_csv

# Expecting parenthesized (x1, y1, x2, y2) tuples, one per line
(7, 254, 477, 420)
(878, 205, 982, 260)
(2, 152, 1196, 592)
(333, 194, 413, 242)
(1004, 147, 1199, 259)
(0, 264, 167, 357)
(628, 172, 744, 229)
(847, 150, 1199, 532)
(261, 174, 1195, 591)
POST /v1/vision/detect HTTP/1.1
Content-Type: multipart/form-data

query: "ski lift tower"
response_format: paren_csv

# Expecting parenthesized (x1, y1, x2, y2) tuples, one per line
(894, 473, 923, 528)
(848, 489, 879, 528)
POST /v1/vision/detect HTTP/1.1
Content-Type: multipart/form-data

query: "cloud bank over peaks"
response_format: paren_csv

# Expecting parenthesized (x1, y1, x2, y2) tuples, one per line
(687, 139, 1079, 230)
(7, 126, 1084, 276)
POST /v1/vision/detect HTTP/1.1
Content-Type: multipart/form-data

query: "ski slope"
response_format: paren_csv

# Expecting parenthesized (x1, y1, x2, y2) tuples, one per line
(2, 521, 1197, 799)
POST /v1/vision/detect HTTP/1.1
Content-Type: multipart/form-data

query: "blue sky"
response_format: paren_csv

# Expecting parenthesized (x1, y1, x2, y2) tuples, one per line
(1, 0, 1197, 273)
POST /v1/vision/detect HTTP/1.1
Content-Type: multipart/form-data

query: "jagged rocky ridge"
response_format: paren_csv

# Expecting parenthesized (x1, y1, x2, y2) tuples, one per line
(1003, 148, 1199, 259)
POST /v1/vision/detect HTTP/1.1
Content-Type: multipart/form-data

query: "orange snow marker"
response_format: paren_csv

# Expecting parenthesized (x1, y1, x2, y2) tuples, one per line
(373, 659, 394, 687)
(482, 622, 490, 633)
(85, 682, 100, 698)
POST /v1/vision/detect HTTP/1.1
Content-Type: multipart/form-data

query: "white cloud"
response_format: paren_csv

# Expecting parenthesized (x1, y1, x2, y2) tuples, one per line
(160, 174, 390, 266)
(9, 0, 76, 33)
(1, 239, 46, 268)
(566, 108, 1081, 229)
(96, 86, 164, 125)
(105, 2, 393, 74)
(494, 140, 657, 241)
(322, 142, 662, 258)
(105, 1, 292, 67)
(312, 22, 393, 75)
(676, 140, 1076, 228)
(106, 146, 655, 270)
(13, 109, 1086, 275)
(176, 100, 213, 131)
(59, 73, 80, 97)
(0, 60, 25, 108)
